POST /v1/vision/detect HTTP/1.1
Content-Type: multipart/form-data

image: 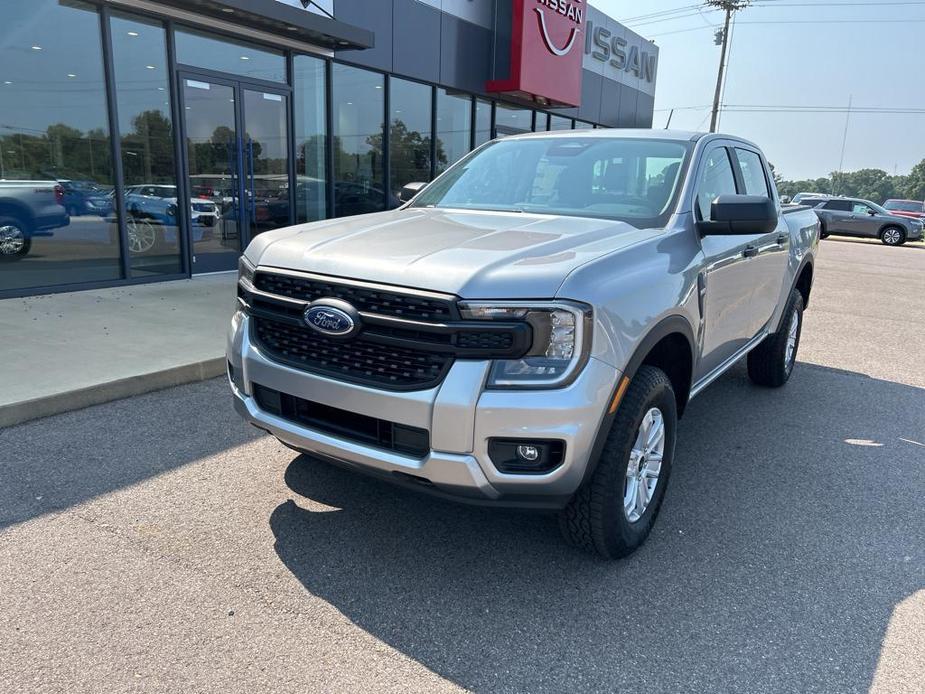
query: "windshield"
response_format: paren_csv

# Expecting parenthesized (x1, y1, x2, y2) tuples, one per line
(884, 200, 923, 212)
(412, 137, 691, 227)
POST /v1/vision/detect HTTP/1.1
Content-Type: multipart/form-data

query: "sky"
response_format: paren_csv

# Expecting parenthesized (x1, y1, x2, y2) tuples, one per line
(594, 0, 925, 181)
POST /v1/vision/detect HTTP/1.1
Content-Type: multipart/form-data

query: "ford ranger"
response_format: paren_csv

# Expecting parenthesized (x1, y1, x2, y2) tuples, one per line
(228, 130, 819, 559)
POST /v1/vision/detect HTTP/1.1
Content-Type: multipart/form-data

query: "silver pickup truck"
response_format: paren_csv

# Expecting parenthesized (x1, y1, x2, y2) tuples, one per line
(228, 130, 819, 558)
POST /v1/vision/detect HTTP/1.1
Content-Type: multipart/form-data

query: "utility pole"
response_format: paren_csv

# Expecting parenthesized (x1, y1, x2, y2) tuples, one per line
(835, 94, 852, 194)
(706, 1, 752, 133)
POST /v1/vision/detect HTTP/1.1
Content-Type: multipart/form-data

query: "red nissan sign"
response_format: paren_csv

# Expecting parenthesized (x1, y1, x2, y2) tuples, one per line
(487, 0, 586, 108)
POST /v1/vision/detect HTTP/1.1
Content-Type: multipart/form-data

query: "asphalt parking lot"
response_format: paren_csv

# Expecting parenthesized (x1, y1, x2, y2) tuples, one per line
(1, 238, 923, 693)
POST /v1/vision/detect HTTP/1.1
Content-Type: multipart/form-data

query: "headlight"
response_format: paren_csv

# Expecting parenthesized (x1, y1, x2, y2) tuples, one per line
(238, 255, 256, 285)
(459, 301, 592, 389)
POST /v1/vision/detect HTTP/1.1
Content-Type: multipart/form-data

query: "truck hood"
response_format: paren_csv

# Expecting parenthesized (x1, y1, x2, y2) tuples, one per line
(248, 207, 655, 298)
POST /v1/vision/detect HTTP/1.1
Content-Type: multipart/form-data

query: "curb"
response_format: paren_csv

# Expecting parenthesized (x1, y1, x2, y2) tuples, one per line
(0, 357, 227, 429)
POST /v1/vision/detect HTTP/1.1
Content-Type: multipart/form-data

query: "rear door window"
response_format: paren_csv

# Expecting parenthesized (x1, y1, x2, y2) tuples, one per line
(823, 199, 852, 212)
(734, 148, 770, 197)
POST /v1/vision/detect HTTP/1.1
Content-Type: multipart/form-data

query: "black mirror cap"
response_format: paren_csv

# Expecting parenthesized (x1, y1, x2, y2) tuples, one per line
(697, 194, 778, 236)
(398, 182, 428, 203)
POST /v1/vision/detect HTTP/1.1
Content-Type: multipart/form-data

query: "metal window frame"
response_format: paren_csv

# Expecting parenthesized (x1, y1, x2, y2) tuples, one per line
(0, 2, 618, 299)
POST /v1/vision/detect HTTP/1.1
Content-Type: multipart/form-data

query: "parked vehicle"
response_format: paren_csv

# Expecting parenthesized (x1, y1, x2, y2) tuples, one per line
(813, 197, 924, 245)
(228, 130, 819, 558)
(0, 179, 69, 259)
(122, 184, 221, 254)
(792, 192, 828, 204)
(58, 179, 113, 217)
(882, 199, 925, 222)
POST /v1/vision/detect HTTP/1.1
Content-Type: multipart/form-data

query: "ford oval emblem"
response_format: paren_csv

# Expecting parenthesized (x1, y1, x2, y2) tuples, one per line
(304, 300, 359, 338)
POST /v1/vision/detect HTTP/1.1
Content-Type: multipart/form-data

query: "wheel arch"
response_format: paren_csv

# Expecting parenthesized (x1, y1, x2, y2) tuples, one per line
(0, 200, 36, 232)
(794, 258, 814, 309)
(578, 315, 696, 489)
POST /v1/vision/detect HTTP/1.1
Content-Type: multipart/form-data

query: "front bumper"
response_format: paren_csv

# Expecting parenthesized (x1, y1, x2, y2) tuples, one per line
(228, 311, 618, 509)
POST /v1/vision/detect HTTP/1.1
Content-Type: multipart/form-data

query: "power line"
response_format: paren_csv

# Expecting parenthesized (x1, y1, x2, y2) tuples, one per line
(647, 17, 925, 37)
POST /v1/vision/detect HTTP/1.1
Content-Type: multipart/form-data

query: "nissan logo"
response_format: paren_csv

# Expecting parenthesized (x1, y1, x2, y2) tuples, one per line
(303, 299, 360, 338)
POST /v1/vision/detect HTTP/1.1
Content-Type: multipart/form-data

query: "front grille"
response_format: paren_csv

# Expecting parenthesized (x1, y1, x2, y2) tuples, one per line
(253, 383, 430, 458)
(255, 271, 454, 321)
(253, 317, 453, 390)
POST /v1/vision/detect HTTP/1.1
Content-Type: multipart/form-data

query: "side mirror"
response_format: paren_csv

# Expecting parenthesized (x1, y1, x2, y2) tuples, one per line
(697, 194, 778, 236)
(398, 182, 427, 203)
(867, 209, 876, 216)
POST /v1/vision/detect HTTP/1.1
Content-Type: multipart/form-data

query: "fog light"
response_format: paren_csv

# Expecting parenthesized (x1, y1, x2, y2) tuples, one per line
(488, 439, 566, 475)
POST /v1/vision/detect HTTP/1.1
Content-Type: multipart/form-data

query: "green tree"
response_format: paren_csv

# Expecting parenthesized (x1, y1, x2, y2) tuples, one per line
(900, 159, 925, 202)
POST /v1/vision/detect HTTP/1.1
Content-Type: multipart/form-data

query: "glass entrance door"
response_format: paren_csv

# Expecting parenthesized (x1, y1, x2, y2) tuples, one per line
(180, 75, 291, 273)
(242, 89, 291, 242)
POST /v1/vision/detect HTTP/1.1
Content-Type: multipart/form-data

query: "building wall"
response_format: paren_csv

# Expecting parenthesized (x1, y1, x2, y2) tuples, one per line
(331, 0, 658, 128)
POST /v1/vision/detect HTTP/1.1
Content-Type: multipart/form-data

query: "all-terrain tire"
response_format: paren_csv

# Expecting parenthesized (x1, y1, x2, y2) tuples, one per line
(747, 289, 804, 387)
(559, 366, 677, 559)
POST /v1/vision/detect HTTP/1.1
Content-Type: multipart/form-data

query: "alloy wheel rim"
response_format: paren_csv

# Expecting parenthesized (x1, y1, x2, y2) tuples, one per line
(623, 407, 665, 523)
(884, 229, 901, 245)
(0, 224, 25, 255)
(785, 308, 800, 369)
(128, 219, 157, 253)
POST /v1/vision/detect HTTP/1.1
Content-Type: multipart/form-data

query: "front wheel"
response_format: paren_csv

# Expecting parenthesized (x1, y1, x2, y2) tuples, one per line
(127, 217, 160, 255)
(559, 366, 677, 559)
(880, 226, 905, 246)
(747, 289, 804, 387)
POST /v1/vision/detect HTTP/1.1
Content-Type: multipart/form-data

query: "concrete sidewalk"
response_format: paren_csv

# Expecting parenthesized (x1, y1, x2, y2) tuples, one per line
(0, 274, 237, 427)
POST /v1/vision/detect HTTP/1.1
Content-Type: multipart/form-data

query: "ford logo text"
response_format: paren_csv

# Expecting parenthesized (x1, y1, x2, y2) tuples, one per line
(304, 301, 359, 337)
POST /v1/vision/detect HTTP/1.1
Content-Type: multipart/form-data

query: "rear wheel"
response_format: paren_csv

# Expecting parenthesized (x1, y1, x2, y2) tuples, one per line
(0, 216, 31, 260)
(559, 366, 677, 559)
(747, 289, 804, 387)
(880, 226, 905, 246)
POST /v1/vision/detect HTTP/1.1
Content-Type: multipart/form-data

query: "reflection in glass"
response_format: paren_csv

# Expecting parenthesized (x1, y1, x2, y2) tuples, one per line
(495, 103, 533, 136)
(175, 28, 286, 83)
(474, 99, 492, 147)
(294, 55, 327, 223)
(549, 115, 574, 131)
(436, 89, 472, 175)
(183, 79, 240, 271)
(332, 64, 386, 217)
(243, 89, 291, 238)
(389, 78, 432, 195)
(111, 13, 181, 277)
(0, 0, 119, 292)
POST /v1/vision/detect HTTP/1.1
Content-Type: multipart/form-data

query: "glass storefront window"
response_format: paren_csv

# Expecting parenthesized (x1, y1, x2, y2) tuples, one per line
(332, 63, 386, 217)
(294, 55, 327, 223)
(550, 115, 574, 131)
(495, 103, 533, 136)
(0, 0, 120, 292)
(389, 78, 432, 195)
(435, 90, 472, 175)
(175, 28, 286, 83)
(474, 99, 492, 148)
(111, 13, 181, 277)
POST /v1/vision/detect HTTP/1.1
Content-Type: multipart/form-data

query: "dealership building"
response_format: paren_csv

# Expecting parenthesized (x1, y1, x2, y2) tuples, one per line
(0, 0, 658, 297)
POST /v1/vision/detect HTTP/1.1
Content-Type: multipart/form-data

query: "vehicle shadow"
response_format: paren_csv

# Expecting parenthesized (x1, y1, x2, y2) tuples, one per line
(0, 378, 262, 530)
(270, 361, 924, 692)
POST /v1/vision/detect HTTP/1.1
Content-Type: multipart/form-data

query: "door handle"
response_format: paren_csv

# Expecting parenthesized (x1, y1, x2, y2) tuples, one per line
(776, 233, 788, 245)
(743, 245, 759, 258)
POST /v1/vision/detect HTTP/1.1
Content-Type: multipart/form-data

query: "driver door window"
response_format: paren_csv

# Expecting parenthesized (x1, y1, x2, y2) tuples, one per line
(852, 202, 873, 215)
(696, 148, 738, 221)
